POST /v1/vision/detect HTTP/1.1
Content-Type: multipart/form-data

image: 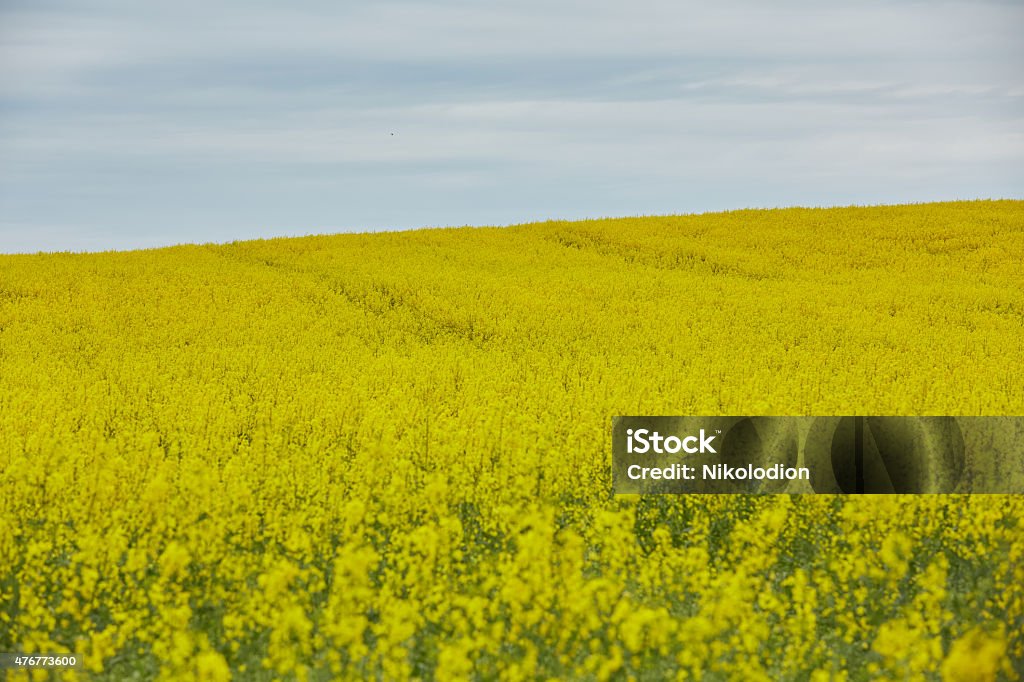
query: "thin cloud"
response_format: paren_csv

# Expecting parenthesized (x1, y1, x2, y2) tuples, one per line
(1, 0, 1022, 252)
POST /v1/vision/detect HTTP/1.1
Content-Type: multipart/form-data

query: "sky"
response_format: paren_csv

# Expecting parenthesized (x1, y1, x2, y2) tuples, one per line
(1, 0, 1022, 253)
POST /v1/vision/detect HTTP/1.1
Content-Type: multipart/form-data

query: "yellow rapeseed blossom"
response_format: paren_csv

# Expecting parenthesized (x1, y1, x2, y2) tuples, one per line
(942, 628, 1009, 682)
(0, 201, 1022, 678)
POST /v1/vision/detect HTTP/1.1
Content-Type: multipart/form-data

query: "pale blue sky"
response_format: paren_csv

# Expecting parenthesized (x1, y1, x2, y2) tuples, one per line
(1, 0, 1022, 253)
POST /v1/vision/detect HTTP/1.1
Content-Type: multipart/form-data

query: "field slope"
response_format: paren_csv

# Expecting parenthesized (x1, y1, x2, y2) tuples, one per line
(1, 200, 1023, 680)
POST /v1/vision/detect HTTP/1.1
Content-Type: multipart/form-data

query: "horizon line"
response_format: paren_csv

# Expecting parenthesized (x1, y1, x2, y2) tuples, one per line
(2, 197, 1020, 257)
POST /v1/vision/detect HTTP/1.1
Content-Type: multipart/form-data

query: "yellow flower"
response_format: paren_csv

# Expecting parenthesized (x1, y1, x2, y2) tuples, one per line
(941, 628, 1007, 682)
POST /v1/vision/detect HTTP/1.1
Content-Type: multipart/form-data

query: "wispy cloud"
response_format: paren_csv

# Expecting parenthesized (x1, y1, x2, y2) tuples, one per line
(1, 0, 1022, 252)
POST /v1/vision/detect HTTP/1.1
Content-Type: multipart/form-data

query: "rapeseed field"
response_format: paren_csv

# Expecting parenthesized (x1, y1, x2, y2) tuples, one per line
(1, 200, 1022, 680)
